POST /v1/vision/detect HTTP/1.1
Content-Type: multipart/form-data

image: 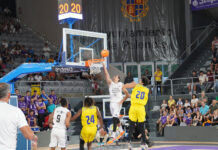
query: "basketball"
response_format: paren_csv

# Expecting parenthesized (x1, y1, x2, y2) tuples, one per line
(101, 49, 109, 58)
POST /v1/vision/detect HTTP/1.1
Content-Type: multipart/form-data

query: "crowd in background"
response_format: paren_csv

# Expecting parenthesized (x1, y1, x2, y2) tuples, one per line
(156, 92, 218, 136)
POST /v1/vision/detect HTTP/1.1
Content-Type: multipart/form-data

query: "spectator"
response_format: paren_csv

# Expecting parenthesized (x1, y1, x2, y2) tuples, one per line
(25, 54, 33, 62)
(156, 111, 168, 136)
(28, 98, 38, 116)
(187, 71, 199, 94)
(27, 74, 34, 81)
(31, 90, 39, 103)
(184, 113, 192, 126)
(205, 70, 214, 92)
(211, 109, 218, 126)
(177, 105, 184, 122)
(185, 106, 192, 114)
(48, 55, 54, 63)
(41, 89, 50, 106)
(160, 100, 168, 115)
(199, 91, 208, 103)
(35, 96, 46, 129)
(210, 57, 218, 73)
(24, 91, 31, 106)
(27, 110, 37, 127)
(202, 116, 212, 126)
(193, 111, 202, 126)
(49, 90, 57, 104)
(211, 36, 218, 58)
(42, 43, 51, 59)
(167, 110, 178, 126)
(200, 102, 209, 117)
(193, 103, 200, 115)
(209, 100, 218, 117)
(47, 98, 56, 114)
(18, 96, 28, 115)
(184, 99, 191, 108)
(215, 69, 218, 91)
(15, 89, 22, 100)
(34, 73, 42, 82)
(48, 71, 56, 80)
(143, 69, 152, 84)
(154, 67, 162, 94)
(124, 72, 133, 84)
(168, 95, 176, 108)
(191, 94, 198, 107)
(199, 71, 207, 91)
(27, 47, 34, 56)
(177, 98, 183, 107)
(40, 55, 46, 63)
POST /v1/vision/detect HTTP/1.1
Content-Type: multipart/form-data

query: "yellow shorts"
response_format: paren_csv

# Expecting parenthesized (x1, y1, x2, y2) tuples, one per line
(129, 105, 146, 122)
(80, 126, 97, 143)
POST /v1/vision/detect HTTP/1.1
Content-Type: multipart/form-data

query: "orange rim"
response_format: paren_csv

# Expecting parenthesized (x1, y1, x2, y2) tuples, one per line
(85, 59, 104, 67)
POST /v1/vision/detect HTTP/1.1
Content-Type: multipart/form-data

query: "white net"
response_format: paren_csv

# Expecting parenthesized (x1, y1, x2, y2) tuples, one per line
(89, 63, 102, 75)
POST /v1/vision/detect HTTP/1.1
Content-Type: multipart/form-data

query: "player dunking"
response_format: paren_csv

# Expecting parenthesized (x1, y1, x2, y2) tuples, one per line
(71, 97, 104, 150)
(48, 98, 72, 150)
(123, 77, 149, 150)
(102, 63, 129, 143)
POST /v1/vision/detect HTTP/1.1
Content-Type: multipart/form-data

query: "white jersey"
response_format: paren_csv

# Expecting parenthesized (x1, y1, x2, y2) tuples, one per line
(109, 82, 123, 103)
(53, 106, 69, 130)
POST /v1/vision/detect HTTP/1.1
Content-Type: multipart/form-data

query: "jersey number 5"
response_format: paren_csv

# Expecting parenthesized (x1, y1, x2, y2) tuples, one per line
(136, 91, 145, 100)
(86, 115, 95, 125)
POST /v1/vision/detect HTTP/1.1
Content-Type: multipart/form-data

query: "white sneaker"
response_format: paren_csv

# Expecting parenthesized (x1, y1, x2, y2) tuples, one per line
(141, 144, 148, 150)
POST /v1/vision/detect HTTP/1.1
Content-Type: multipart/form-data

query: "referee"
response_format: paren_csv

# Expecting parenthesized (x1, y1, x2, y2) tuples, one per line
(0, 83, 38, 150)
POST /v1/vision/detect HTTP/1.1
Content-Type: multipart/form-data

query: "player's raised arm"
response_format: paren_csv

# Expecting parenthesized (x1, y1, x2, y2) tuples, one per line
(71, 108, 82, 121)
(123, 81, 137, 89)
(102, 62, 112, 85)
(96, 107, 103, 129)
(65, 111, 72, 128)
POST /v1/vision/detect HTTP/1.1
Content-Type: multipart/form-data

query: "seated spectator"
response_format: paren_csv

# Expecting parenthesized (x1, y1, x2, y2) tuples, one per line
(41, 89, 50, 106)
(191, 94, 198, 107)
(1, 40, 8, 48)
(47, 98, 56, 114)
(15, 89, 22, 100)
(49, 90, 58, 104)
(167, 110, 178, 126)
(202, 116, 212, 126)
(193, 111, 202, 126)
(209, 100, 218, 117)
(25, 54, 33, 62)
(185, 106, 192, 114)
(31, 90, 39, 103)
(28, 98, 38, 116)
(156, 111, 168, 136)
(205, 70, 214, 92)
(200, 102, 209, 117)
(184, 113, 192, 126)
(187, 71, 199, 94)
(40, 55, 46, 63)
(215, 69, 218, 91)
(177, 105, 184, 123)
(124, 72, 133, 84)
(33, 55, 40, 63)
(27, 47, 34, 56)
(36, 96, 46, 129)
(27, 74, 34, 81)
(193, 103, 200, 115)
(24, 91, 31, 106)
(211, 36, 218, 58)
(34, 73, 42, 82)
(199, 71, 207, 91)
(176, 97, 183, 107)
(168, 95, 176, 108)
(18, 96, 28, 115)
(21, 45, 27, 56)
(48, 71, 56, 80)
(199, 91, 208, 103)
(184, 99, 191, 108)
(210, 57, 218, 73)
(27, 110, 37, 127)
(211, 109, 218, 126)
(48, 55, 54, 63)
(160, 100, 168, 115)
(42, 43, 51, 59)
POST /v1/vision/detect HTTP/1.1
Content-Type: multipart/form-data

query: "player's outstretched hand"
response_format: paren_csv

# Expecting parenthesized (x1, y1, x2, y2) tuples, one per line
(100, 128, 106, 136)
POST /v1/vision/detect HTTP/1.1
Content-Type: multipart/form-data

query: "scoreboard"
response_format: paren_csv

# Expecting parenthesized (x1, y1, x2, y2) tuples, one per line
(58, 0, 83, 20)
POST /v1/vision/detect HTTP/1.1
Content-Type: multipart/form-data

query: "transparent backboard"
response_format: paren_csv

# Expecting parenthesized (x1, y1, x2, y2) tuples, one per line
(62, 28, 108, 68)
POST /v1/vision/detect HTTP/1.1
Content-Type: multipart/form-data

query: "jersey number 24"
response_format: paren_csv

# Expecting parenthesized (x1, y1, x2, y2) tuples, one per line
(136, 91, 145, 100)
(86, 115, 95, 124)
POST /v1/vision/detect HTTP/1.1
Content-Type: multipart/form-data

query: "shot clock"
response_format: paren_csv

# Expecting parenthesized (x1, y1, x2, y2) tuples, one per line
(58, 0, 83, 20)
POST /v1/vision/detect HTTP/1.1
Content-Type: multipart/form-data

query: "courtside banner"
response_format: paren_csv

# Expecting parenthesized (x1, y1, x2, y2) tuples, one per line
(191, 0, 218, 11)
(52, 67, 86, 73)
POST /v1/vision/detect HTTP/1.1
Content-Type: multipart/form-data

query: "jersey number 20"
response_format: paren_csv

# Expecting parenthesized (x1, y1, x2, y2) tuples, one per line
(86, 115, 95, 124)
(136, 91, 145, 100)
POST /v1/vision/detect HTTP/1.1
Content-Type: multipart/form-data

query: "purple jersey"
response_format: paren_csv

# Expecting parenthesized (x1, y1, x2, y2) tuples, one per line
(193, 107, 200, 113)
(18, 101, 27, 114)
(186, 108, 192, 114)
(36, 101, 45, 114)
(17, 94, 22, 99)
(29, 103, 38, 115)
(161, 116, 167, 124)
(24, 96, 31, 106)
(31, 95, 39, 102)
(185, 117, 192, 125)
(49, 94, 57, 104)
(27, 115, 35, 127)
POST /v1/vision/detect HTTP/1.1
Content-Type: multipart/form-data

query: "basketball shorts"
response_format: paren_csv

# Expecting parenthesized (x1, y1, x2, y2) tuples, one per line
(49, 128, 67, 148)
(80, 126, 97, 143)
(129, 105, 146, 122)
(110, 102, 122, 118)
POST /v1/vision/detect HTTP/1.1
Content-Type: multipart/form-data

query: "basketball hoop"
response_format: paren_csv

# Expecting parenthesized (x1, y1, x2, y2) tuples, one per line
(85, 59, 104, 75)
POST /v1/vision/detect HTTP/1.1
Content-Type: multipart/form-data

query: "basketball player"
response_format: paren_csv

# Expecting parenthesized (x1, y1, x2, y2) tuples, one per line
(49, 98, 72, 150)
(71, 97, 104, 150)
(102, 63, 129, 143)
(123, 77, 149, 150)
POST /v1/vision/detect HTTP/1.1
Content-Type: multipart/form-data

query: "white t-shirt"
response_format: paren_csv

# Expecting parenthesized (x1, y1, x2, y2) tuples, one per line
(199, 74, 207, 85)
(184, 102, 191, 108)
(53, 106, 69, 130)
(109, 82, 123, 103)
(191, 98, 199, 106)
(0, 102, 28, 150)
(34, 75, 42, 81)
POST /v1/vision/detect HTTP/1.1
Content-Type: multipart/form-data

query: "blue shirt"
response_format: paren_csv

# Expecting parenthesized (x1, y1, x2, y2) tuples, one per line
(47, 104, 56, 113)
(26, 57, 33, 62)
(200, 105, 209, 115)
(40, 59, 46, 63)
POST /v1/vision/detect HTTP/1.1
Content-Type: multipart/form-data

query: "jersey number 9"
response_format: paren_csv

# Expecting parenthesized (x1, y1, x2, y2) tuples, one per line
(86, 115, 95, 125)
(136, 91, 145, 100)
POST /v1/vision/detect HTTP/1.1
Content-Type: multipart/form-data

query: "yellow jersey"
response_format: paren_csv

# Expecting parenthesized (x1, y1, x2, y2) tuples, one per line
(154, 71, 162, 81)
(131, 84, 149, 106)
(81, 106, 98, 127)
